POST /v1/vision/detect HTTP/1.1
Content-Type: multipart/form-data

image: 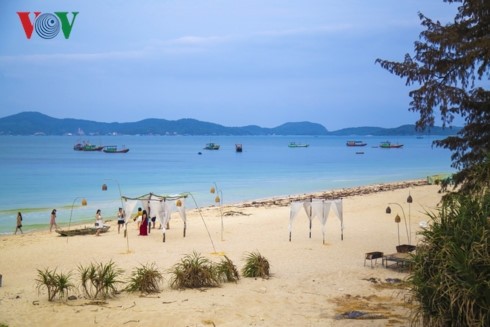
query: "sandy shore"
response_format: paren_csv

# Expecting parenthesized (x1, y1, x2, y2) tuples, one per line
(0, 180, 443, 327)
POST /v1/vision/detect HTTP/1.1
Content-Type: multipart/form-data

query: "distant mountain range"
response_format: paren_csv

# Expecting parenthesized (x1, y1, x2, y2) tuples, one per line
(0, 111, 461, 136)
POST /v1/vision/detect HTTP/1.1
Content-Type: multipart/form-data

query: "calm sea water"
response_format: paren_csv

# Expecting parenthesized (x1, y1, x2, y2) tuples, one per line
(0, 135, 453, 234)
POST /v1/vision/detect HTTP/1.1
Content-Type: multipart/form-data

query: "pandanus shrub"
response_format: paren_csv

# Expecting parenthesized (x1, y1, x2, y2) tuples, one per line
(35, 268, 75, 301)
(241, 251, 270, 279)
(126, 263, 163, 294)
(409, 192, 490, 326)
(78, 260, 123, 299)
(216, 255, 240, 283)
(168, 251, 220, 289)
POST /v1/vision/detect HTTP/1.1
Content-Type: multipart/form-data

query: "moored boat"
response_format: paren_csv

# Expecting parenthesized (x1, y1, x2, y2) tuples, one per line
(379, 141, 403, 148)
(103, 145, 129, 153)
(73, 141, 104, 151)
(204, 143, 220, 150)
(288, 142, 309, 148)
(56, 225, 110, 236)
(346, 140, 367, 147)
(235, 144, 243, 152)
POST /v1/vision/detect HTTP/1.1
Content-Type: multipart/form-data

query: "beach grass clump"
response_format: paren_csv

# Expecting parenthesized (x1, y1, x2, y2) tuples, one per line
(168, 251, 220, 289)
(216, 255, 240, 283)
(409, 192, 490, 326)
(125, 263, 163, 294)
(241, 251, 270, 279)
(78, 260, 123, 299)
(35, 268, 75, 301)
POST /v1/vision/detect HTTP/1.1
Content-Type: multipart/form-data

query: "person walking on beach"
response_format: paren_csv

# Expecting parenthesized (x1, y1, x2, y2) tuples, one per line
(49, 209, 58, 232)
(95, 209, 104, 236)
(117, 207, 125, 234)
(15, 212, 23, 234)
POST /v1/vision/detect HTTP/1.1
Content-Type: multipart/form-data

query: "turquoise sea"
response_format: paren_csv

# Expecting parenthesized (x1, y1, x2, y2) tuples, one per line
(0, 135, 453, 234)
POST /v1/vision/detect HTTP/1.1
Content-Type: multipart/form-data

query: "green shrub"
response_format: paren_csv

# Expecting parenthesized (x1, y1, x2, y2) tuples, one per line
(410, 192, 490, 326)
(35, 268, 75, 301)
(216, 255, 240, 283)
(241, 251, 270, 279)
(126, 263, 163, 294)
(78, 261, 124, 299)
(168, 251, 220, 289)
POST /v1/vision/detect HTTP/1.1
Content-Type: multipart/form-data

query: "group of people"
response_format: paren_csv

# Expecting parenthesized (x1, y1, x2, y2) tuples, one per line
(14, 209, 57, 234)
(14, 206, 158, 236)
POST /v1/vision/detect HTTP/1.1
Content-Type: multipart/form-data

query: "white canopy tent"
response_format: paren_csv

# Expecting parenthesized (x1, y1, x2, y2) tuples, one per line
(121, 193, 188, 242)
(289, 198, 344, 244)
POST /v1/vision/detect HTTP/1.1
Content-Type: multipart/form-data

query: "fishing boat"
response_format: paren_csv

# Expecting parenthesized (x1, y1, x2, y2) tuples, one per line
(73, 141, 104, 151)
(379, 141, 403, 148)
(346, 140, 367, 147)
(288, 142, 309, 148)
(235, 144, 243, 152)
(55, 225, 110, 236)
(103, 145, 129, 153)
(204, 143, 220, 150)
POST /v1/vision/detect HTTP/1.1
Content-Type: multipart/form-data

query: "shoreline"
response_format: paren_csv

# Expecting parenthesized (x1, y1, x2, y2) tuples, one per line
(1, 178, 432, 236)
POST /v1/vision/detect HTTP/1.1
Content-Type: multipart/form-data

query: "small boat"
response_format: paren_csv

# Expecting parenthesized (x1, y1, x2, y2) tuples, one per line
(73, 141, 104, 151)
(288, 142, 309, 148)
(235, 144, 243, 152)
(346, 140, 367, 147)
(379, 141, 403, 148)
(356, 151, 365, 155)
(204, 143, 220, 150)
(56, 225, 110, 236)
(103, 145, 129, 153)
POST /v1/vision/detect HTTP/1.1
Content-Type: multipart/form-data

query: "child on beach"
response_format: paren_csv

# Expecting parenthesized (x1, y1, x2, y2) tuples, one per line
(95, 209, 104, 236)
(117, 207, 125, 234)
(49, 209, 58, 232)
(15, 212, 23, 234)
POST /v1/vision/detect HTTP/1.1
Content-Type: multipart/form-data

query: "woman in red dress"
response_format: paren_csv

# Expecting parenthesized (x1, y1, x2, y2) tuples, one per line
(139, 210, 148, 236)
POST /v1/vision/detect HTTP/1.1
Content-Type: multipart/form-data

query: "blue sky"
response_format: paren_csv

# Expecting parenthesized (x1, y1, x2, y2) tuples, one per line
(0, 1, 458, 130)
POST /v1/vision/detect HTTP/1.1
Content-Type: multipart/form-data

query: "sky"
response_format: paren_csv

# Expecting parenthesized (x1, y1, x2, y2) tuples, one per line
(0, 1, 460, 131)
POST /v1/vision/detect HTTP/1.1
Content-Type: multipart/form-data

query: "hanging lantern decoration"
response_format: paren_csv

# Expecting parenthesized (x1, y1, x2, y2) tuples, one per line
(395, 214, 401, 223)
(210, 186, 216, 194)
(215, 195, 220, 204)
(101, 184, 108, 191)
(82, 198, 88, 206)
(176, 199, 182, 207)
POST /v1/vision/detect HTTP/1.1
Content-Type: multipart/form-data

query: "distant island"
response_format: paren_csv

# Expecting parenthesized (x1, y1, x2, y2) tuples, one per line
(0, 111, 461, 136)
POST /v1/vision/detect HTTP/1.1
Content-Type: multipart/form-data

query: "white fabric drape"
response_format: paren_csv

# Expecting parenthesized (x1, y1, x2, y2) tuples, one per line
(123, 200, 138, 224)
(289, 198, 343, 243)
(149, 198, 164, 225)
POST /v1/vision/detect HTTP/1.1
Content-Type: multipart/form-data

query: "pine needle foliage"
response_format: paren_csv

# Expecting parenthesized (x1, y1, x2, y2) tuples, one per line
(376, 0, 490, 194)
(216, 255, 240, 283)
(409, 192, 490, 326)
(241, 251, 270, 279)
(168, 251, 220, 289)
(126, 263, 163, 294)
(35, 268, 75, 301)
(78, 261, 124, 299)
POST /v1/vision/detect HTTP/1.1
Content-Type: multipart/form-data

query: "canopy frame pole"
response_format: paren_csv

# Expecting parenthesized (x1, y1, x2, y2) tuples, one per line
(308, 197, 312, 238)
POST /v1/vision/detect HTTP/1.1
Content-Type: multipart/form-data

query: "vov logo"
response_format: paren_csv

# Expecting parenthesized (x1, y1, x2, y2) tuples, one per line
(17, 12, 79, 39)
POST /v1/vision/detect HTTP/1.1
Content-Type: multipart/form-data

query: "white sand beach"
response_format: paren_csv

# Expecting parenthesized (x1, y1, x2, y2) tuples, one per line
(0, 181, 443, 327)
